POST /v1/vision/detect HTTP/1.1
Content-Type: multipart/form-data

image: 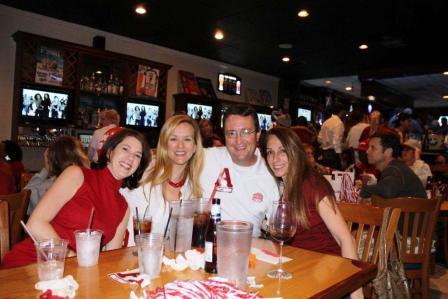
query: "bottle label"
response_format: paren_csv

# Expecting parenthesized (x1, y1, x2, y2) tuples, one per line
(205, 241, 213, 262)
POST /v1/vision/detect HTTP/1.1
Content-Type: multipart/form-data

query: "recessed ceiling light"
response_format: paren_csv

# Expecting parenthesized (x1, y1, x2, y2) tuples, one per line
(368, 95, 375, 101)
(359, 44, 368, 50)
(443, 71, 448, 76)
(214, 29, 224, 40)
(298, 9, 309, 18)
(443, 95, 448, 99)
(324, 80, 332, 84)
(345, 86, 353, 91)
(278, 43, 293, 49)
(135, 5, 146, 15)
(282, 56, 290, 62)
(95, 70, 102, 74)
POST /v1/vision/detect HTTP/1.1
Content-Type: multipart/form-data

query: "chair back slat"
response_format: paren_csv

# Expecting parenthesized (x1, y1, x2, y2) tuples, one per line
(0, 190, 31, 247)
(0, 200, 9, 263)
(371, 195, 442, 299)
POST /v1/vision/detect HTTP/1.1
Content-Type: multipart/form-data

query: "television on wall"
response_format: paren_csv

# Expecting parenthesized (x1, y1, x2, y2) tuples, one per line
(217, 73, 241, 95)
(187, 103, 213, 120)
(297, 108, 312, 122)
(20, 86, 71, 124)
(126, 102, 160, 128)
(257, 113, 272, 131)
(438, 116, 448, 126)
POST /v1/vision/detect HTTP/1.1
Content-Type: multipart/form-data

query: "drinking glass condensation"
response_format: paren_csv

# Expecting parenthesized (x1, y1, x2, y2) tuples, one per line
(191, 198, 210, 248)
(217, 221, 253, 287)
(136, 233, 164, 278)
(74, 229, 103, 267)
(35, 238, 68, 281)
(168, 200, 197, 253)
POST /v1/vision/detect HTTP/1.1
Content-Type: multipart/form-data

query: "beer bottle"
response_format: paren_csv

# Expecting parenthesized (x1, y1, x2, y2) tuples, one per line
(426, 176, 433, 199)
(204, 198, 221, 273)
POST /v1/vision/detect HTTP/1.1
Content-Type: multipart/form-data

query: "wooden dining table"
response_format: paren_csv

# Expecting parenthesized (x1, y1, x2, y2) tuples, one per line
(0, 239, 376, 298)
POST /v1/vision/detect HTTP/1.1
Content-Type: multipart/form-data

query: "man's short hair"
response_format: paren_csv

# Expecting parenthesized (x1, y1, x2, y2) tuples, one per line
(103, 109, 120, 125)
(332, 102, 346, 115)
(223, 104, 259, 132)
(370, 131, 401, 158)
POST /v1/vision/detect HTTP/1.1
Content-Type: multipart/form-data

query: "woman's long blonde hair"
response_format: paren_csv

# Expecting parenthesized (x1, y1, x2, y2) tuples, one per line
(264, 128, 336, 229)
(142, 115, 204, 199)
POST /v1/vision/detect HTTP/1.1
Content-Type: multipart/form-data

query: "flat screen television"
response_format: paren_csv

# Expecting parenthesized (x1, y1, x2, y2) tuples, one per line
(297, 108, 312, 121)
(187, 103, 213, 120)
(78, 133, 92, 148)
(438, 116, 448, 126)
(21, 86, 71, 123)
(257, 113, 272, 131)
(126, 102, 160, 128)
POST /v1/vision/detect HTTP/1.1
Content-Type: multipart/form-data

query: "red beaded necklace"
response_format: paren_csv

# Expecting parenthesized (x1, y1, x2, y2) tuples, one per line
(168, 176, 186, 188)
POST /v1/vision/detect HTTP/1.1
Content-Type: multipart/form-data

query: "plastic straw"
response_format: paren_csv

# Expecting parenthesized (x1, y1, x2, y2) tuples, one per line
(135, 207, 141, 236)
(163, 207, 173, 239)
(174, 200, 182, 252)
(20, 220, 48, 260)
(143, 205, 149, 219)
(87, 207, 95, 234)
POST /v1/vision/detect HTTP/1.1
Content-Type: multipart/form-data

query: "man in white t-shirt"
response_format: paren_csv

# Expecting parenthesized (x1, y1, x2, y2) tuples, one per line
(200, 105, 279, 237)
(87, 109, 120, 162)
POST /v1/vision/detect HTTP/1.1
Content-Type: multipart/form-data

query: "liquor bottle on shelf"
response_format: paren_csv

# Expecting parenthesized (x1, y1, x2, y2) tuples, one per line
(113, 76, 120, 95)
(107, 74, 114, 94)
(89, 72, 95, 92)
(119, 79, 124, 95)
(204, 198, 221, 274)
(426, 176, 433, 199)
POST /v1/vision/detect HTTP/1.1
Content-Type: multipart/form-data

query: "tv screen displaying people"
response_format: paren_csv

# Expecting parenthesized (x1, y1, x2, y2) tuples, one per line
(298, 108, 312, 121)
(126, 102, 160, 128)
(21, 88, 69, 120)
(258, 113, 272, 131)
(187, 103, 213, 120)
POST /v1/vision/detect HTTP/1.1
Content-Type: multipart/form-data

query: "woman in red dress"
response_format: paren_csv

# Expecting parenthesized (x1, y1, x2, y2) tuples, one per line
(1, 129, 150, 268)
(263, 128, 362, 299)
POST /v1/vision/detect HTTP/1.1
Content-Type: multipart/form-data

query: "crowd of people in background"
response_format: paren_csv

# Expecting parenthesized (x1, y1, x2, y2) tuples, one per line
(2, 103, 448, 298)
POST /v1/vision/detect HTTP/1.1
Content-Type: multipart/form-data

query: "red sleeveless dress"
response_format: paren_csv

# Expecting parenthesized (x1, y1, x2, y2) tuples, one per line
(289, 176, 341, 256)
(1, 167, 128, 268)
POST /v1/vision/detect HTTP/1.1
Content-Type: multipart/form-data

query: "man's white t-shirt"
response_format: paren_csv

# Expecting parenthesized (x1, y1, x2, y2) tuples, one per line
(200, 147, 279, 237)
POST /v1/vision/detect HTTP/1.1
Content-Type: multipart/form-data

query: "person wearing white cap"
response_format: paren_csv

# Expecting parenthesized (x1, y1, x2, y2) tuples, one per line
(401, 139, 432, 187)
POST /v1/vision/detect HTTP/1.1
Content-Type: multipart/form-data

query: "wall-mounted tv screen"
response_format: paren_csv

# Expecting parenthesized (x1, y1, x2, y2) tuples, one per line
(257, 113, 272, 131)
(21, 87, 70, 121)
(217, 73, 241, 95)
(187, 103, 213, 120)
(297, 108, 312, 122)
(78, 134, 92, 148)
(126, 102, 160, 128)
(438, 116, 448, 126)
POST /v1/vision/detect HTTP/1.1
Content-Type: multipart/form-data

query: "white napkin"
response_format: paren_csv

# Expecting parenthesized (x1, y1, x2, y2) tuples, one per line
(35, 275, 79, 299)
(107, 268, 151, 287)
(162, 249, 204, 271)
(251, 247, 292, 265)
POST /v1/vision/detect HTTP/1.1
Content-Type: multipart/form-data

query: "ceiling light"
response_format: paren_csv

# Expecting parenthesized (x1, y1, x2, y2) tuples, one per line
(214, 29, 224, 40)
(95, 70, 102, 74)
(359, 44, 368, 50)
(324, 80, 332, 84)
(298, 9, 309, 18)
(282, 56, 290, 62)
(345, 86, 353, 91)
(135, 5, 146, 15)
(368, 95, 375, 101)
(443, 95, 448, 99)
(443, 71, 448, 76)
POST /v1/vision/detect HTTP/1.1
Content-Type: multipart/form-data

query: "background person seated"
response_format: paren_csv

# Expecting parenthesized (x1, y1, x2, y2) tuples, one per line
(360, 131, 426, 199)
(400, 139, 432, 187)
(25, 136, 90, 215)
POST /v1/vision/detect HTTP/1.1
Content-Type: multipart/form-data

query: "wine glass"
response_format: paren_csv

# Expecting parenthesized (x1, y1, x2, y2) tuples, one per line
(267, 200, 297, 280)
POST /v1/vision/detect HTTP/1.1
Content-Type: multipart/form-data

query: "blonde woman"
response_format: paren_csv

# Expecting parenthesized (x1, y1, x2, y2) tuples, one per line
(121, 115, 204, 245)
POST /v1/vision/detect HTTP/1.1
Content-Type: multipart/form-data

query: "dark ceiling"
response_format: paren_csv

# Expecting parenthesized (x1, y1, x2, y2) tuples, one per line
(1, 0, 448, 105)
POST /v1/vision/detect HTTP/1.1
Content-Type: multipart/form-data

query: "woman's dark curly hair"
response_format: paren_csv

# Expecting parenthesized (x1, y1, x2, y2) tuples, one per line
(94, 128, 151, 189)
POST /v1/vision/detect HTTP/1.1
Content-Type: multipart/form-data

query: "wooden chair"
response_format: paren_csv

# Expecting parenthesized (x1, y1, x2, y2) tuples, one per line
(338, 202, 401, 298)
(0, 190, 31, 247)
(371, 195, 442, 299)
(0, 200, 9, 263)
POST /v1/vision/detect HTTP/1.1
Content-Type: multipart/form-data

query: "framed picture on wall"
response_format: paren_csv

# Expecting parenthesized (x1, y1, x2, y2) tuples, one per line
(136, 65, 160, 98)
(259, 89, 273, 106)
(179, 70, 201, 95)
(196, 77, 217, 99)
(35, 46, 64, 86)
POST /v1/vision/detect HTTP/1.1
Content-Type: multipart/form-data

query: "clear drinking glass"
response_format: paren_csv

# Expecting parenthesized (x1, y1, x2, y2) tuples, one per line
(267, 201, 297, 280)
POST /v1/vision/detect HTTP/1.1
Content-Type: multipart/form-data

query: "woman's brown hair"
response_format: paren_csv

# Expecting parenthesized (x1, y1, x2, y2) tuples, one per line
(264, 128, 336, 229)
